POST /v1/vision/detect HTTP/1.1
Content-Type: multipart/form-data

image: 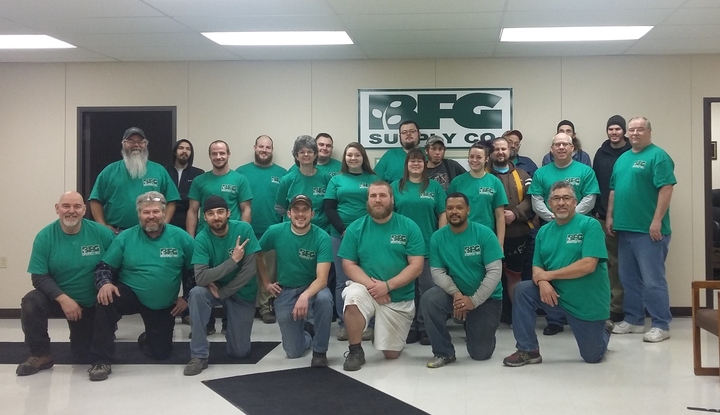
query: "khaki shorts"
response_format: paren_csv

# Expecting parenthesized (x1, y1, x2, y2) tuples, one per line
(342, 282, 414, 351)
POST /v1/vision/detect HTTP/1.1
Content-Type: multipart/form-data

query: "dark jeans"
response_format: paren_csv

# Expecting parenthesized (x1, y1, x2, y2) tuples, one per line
(90, 283, 175, 364)
(21, 289, 95, 361)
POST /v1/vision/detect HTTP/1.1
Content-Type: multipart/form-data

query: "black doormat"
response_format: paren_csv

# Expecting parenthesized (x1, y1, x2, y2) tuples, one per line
(203, 367, 430, 415)
(0, 341, 279, 365)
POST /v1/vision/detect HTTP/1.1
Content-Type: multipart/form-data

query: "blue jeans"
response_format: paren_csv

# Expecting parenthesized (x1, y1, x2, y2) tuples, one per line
(332, 236, 347, 327)
(274, 285, 333, 358)
(188, 286, 254, 359)
(512, 281, 609, 363)
(411, 260, 434, 332)
(617, 231, 672, 331)
(421, 286, 501, 360)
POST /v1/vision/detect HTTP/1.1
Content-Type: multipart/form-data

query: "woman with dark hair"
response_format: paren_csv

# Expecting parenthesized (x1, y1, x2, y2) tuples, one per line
(391, 148, 447, 344)
(448, 142, 508, 247)
(275, 135, 330, 232)
(324, 142, 379, 340)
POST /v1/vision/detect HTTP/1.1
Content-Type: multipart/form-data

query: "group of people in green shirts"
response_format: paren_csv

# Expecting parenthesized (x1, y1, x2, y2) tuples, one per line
(16, 115, 675, 379)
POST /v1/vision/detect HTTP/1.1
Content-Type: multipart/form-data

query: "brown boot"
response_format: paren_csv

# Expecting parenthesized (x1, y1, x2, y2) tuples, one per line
(16, 355, 54, 376)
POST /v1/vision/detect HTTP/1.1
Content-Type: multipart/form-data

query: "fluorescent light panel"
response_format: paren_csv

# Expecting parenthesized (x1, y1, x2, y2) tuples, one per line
(500, 26, 653, 42)
(0, 35, 75, 49)
(202, 31, 353, 46)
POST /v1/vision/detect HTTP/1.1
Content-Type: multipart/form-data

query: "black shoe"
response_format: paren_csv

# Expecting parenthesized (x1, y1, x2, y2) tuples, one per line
(610, 312, 625, 323)
(406, 329, 421, 344)
(343, 348, 366, 371)
(543, 324, 564, 336)
(311, 352, 328, 368)
(419, 330, 431, 346)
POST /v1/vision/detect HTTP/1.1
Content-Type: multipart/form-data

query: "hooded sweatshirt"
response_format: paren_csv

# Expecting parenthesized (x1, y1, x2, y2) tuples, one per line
(166, 139, 204, 230)
(592, 138, 631, 219)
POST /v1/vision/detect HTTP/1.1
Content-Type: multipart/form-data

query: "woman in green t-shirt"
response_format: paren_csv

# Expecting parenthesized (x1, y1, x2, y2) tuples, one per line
(391, 148, 447, 344)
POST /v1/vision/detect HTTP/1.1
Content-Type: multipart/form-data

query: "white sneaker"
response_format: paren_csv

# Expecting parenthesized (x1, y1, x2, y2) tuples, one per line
(643, 327, 670, 343)
(612, 321, 645, 334)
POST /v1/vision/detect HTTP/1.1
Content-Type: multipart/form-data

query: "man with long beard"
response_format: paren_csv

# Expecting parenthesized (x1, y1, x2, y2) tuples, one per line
(16, 192, 115, 376)
(237, 135, 286, 324)
(90, 127, 180, 234)
(88, 192, 194, 381)
(374, 120, 423, 183)
(338, 181, 424, 371)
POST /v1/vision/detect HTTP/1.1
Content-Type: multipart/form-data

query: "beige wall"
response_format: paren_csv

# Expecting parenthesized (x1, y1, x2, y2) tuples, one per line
(0, 55, 716, 309)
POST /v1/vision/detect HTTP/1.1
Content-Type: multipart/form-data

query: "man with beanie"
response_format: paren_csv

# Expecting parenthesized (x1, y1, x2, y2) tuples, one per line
(184, 195, 260, 375)
(166, 139, 204, 232)
(592, 116, 631, 323)
(542, 121, 592, 167)
(90, 127, 180, 233)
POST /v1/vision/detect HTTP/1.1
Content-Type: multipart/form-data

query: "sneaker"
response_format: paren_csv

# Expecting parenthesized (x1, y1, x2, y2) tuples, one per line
(342, 348, 366, 371)
(643, 327, 670, 343)
(362, 327, 374, 341)
(207, 326, 217, 336)
(612, 321, 645, 334)
(406, 329, 421, 344)
(261, 312, 276, 324)
(16, 355, 53, 376)
(427, 355, 456, 368)
(88, 364, 112, 381)
(503, 350, 542, 367)
(419, 331, 431, 346)
(183, 357, 208, 376)
(336, 327, 348, 341)
(542, 324, 564, 336)
(311, 352, 328, 368)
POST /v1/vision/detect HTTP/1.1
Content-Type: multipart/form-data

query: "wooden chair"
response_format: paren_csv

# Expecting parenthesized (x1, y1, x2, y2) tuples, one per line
(692, 281, 720, 376)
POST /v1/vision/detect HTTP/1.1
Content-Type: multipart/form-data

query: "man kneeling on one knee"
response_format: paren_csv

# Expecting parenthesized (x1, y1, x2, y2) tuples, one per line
(258, 195, 334, 367)
(422, 192, 504, 368)
(184, 196, 259, 376)
(503, 180, 611, 367)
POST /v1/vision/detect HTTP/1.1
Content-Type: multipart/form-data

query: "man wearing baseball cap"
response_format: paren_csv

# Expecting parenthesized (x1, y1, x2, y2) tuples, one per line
(425, 135, 466, 191)
(257, 195, 333, 367)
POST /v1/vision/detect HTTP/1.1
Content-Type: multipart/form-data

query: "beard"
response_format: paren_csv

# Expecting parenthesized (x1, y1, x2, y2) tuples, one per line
(142, 220, 162, 233)
(367, 203, 392, 220)
(61, 217, 81, 227)
(122, 148, 149, 179)
(402, 140, 417, 151)
(509, 149, 517, 159)
(255, 152, 273, 166)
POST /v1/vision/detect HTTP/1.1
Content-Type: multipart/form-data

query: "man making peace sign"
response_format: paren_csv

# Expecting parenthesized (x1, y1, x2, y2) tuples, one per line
(184, 195, 261, 376)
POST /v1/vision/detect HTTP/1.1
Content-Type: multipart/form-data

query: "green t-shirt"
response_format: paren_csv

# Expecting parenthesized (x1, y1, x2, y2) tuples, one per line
(527, 160, 600, 208)
(89, 160, 181, 229)
(374, 148, 409, 183)
(259, 222, 333, 288)
(391, 179, 446, 257)
(188, 170, 253, 231)
(324, 171, 380, 236)
(102, 224, 194, 310)
(533, 214, 610, 321)
(338, 213, 425, 302)
(289, 158, 342, 178)
(27, 219, 115, 307)
(429, 222, 504, 300)
(610, 144, 676, 235)
(276, 169, 331, 233)
(448, 172, 508, 231)
(192, 220, 261, 301)
(236, 162, 287, 236)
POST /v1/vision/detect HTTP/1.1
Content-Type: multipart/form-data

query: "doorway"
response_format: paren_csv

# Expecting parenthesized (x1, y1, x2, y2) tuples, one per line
(76, 106, 176, 218)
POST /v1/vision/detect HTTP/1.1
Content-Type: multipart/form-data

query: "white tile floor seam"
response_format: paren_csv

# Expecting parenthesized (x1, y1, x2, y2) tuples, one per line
(1, 316, 718, 415)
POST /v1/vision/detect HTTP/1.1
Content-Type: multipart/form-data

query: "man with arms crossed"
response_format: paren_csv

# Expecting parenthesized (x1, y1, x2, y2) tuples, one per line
(258, 195, 334, 367)
(338, 181, 424, 371)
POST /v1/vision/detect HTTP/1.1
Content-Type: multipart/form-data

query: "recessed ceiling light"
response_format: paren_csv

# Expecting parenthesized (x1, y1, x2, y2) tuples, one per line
(500, 26, 653, 42)
(0, 35, 76, 49)
(202, 31, 353, 46)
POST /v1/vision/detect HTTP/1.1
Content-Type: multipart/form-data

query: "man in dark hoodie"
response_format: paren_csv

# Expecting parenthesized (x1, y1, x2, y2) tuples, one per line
(592, 115, 631, 323)
(166, 139, 204, 232)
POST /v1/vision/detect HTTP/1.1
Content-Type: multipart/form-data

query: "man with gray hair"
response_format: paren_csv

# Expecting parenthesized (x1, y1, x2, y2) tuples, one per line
(87, 191, 194, 381)
(90, 127, 180, 234)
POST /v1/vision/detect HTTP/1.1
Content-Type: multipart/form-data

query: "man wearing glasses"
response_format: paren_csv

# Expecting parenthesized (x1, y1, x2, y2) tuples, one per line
(502, 130, 538, 178)
(527, 132, 600, 336)
(90, 127, 180, 234)
(503, 181, 611, 367)
(374, 120, 422, 183)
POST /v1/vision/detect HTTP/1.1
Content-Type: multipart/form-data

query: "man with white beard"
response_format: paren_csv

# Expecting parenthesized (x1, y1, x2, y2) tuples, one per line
(90, 127, 180, 234)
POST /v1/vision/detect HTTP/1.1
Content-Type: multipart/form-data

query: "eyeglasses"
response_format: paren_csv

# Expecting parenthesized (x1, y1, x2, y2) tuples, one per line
(141, 196, 164, 203)
(124, 139, 148, 145)
(549, 195, 574, 202)
(400, 129, 418, 136)
(552, 142, 573, 148)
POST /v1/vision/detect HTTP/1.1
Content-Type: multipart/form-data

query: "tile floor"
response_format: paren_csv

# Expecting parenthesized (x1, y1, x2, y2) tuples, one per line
(1, 316, 718, 415)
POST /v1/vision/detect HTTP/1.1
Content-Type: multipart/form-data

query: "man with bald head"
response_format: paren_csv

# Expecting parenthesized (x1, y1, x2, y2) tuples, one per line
(17, 192, 115, 376)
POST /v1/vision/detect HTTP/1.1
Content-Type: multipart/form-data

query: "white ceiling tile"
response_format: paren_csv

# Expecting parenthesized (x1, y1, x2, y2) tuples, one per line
(143, 0, 335, 16)
(62, 32, 212, 49)
(339, 13, 503, 31)
(0, 0, 161, 19)
(505, 0, 686, 12)
(644, 25, 720, 39)
(0, 48, 117, 62)
(662, 7, 720, 25)
(0, 16, 36, 34)
(173, 14, 346, 32)
(15, 17, 192, 35)
(227, 45, 368, 60)
(326, 0, 506, 15)
(350, 28, 499, 44)
(501, 9, 673, 27)
(361, 42, 495, 59)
